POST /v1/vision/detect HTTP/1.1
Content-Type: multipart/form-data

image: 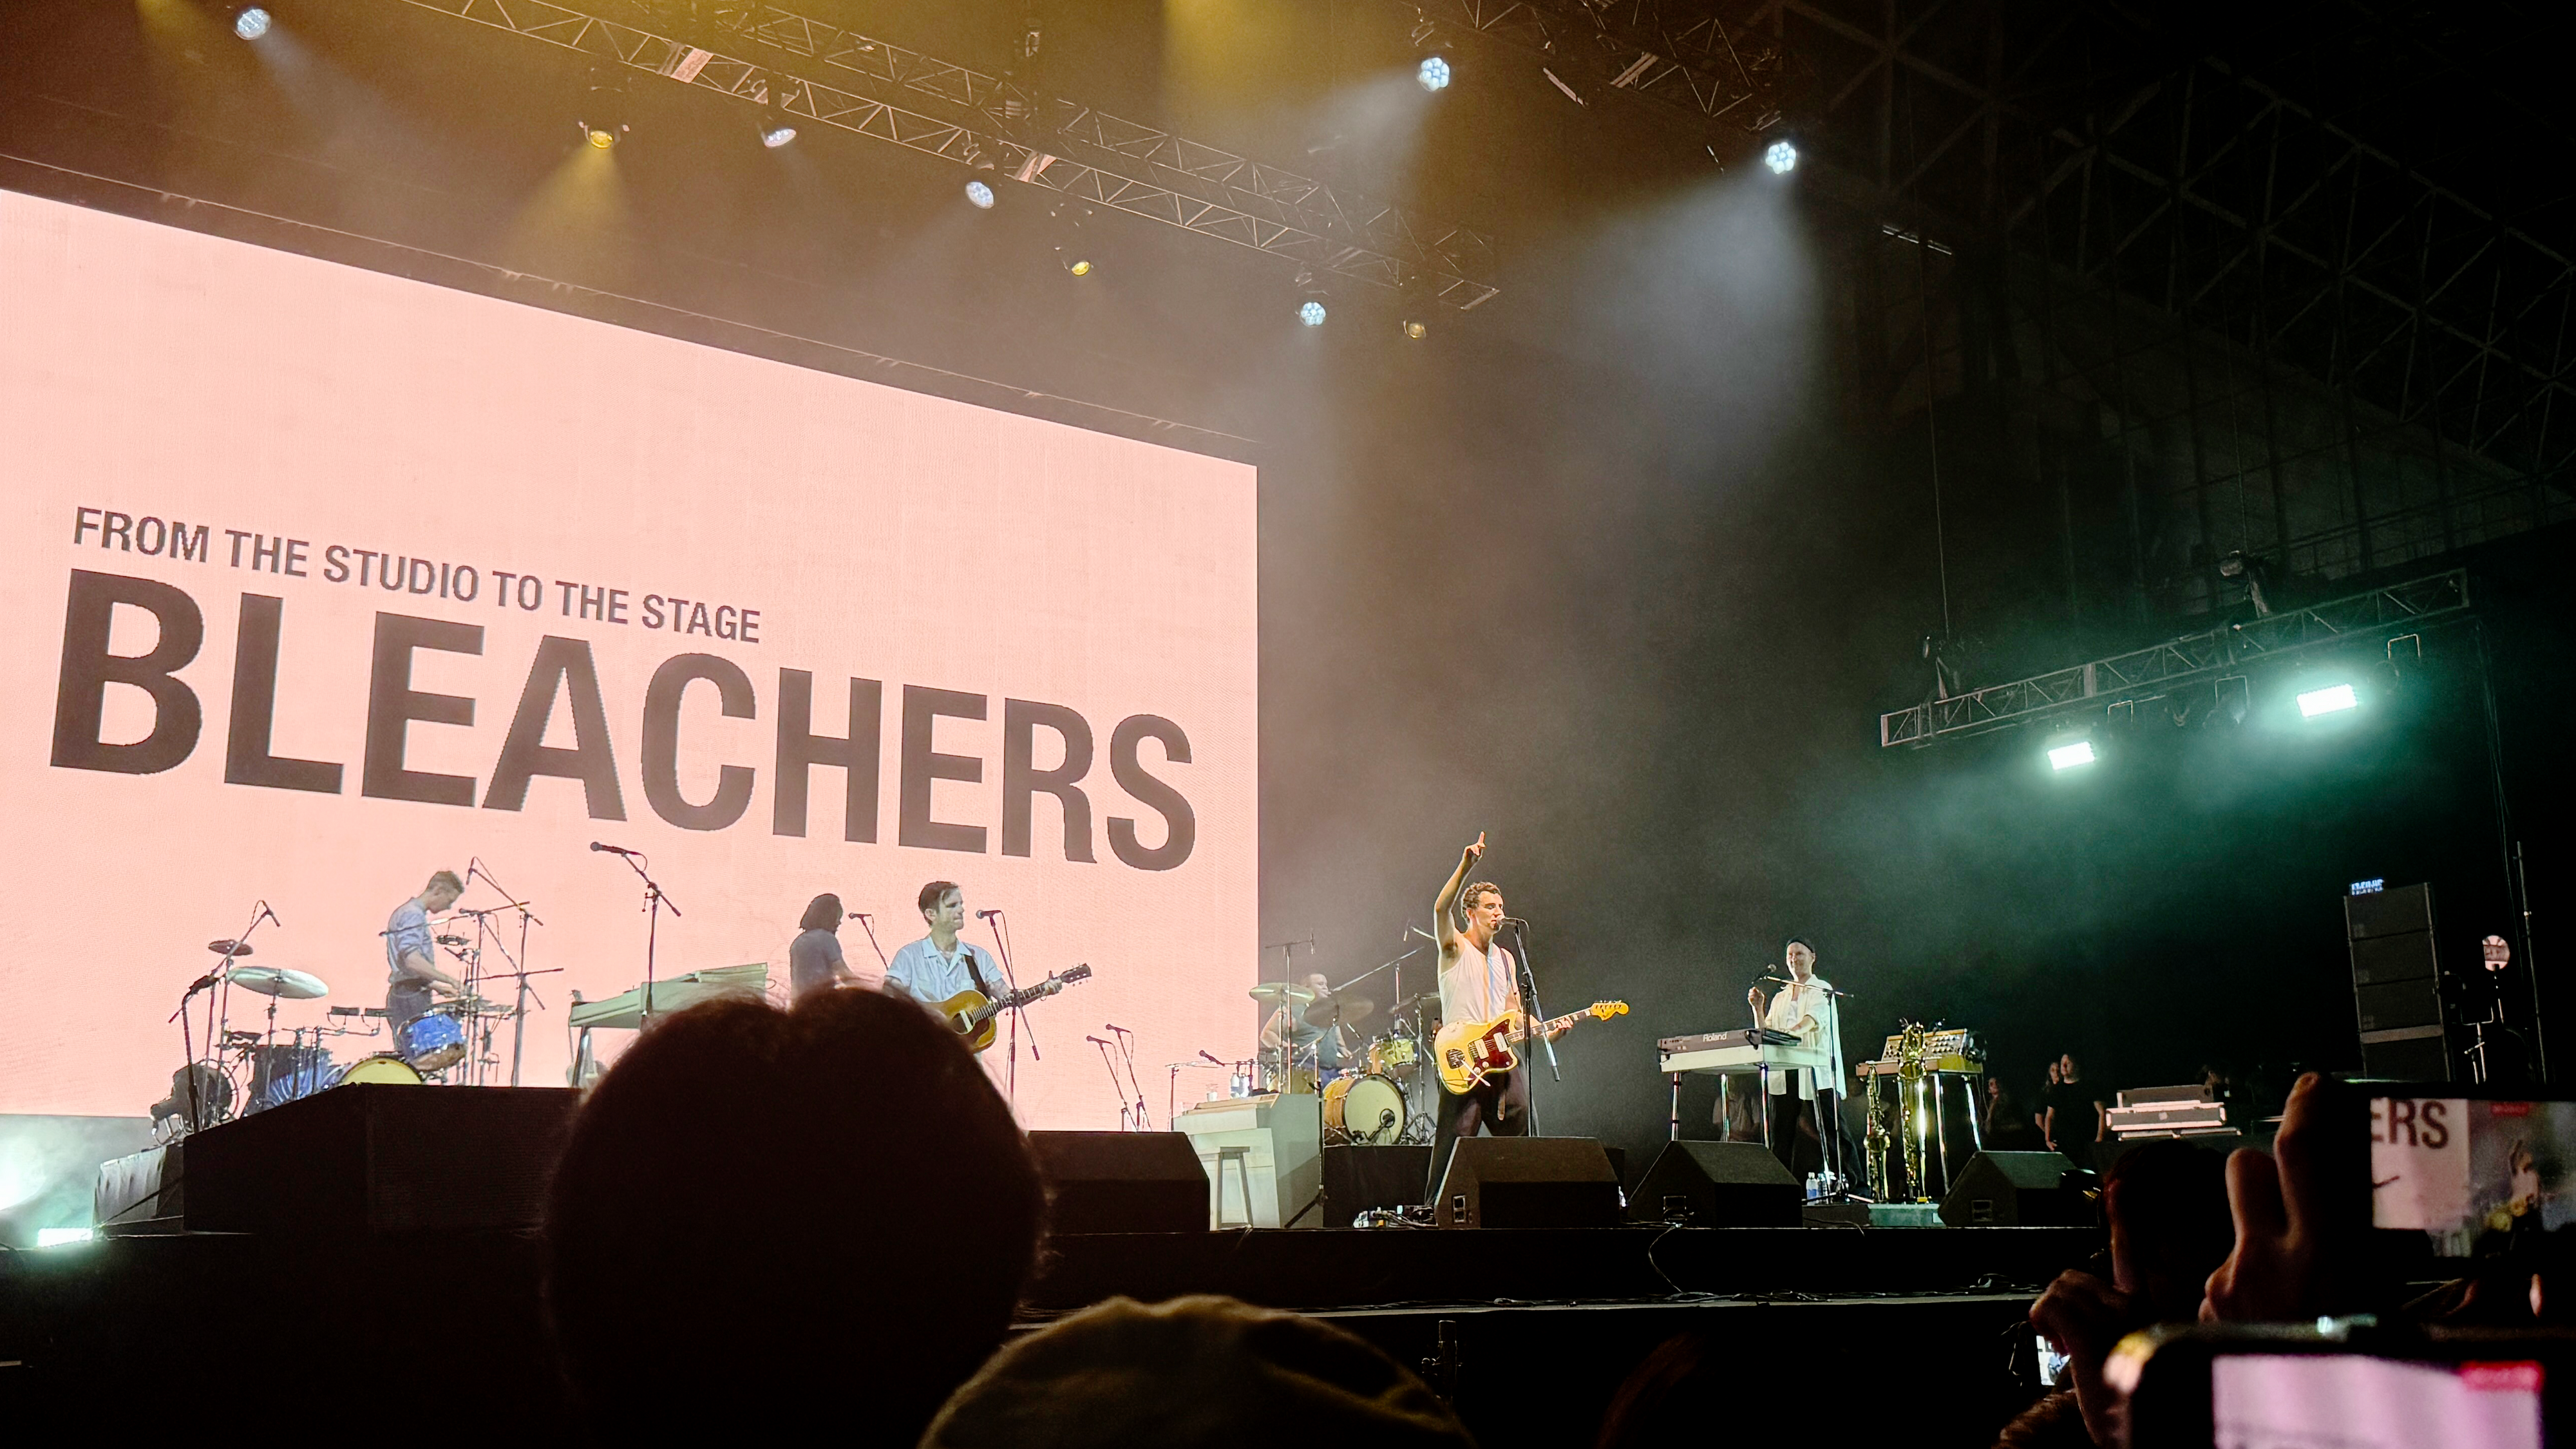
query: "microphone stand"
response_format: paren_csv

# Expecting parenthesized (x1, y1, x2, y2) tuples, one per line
(1088, 1036, 1130, 1128)
(1108, 1025, 1150, 1130)
(1510, 919, 1553, 1137)
(983, 911, 1037, 1108)
(466, 857, 547, 1086)
(169, 901, 277, 1133)
(849, 912, 890, 971)
(599, 849, 681, 1027)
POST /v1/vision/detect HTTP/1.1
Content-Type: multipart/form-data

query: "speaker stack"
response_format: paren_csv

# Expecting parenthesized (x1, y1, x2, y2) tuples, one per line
(2345, 882, 2452, 1081)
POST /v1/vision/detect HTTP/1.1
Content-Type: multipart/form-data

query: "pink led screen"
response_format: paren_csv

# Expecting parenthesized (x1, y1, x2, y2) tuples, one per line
(0, 187, 1258, 1126)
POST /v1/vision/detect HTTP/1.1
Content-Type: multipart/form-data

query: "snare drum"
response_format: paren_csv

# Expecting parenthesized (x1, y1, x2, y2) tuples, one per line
(334, 1053, 425, 1087)
(396, 1007, 467, 1072)
(1323, 1073, 1407, 1145)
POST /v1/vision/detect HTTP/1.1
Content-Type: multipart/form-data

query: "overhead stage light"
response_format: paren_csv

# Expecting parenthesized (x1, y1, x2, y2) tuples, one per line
(761, 122, 798, 148)
(2047, 739, 2096, 772)
(1765, 140, 1798, 175)
(234, 7, 272, 39)
(584, 124, 619, 150)
(1298, 300, 1327, 327)
(1403, 319, 1428, 340)
(2297, 683, 2359, 717)
(965, 180, 996, 209)
(1419, 56, 1451, 92)
(1066, 257, 1094, 276)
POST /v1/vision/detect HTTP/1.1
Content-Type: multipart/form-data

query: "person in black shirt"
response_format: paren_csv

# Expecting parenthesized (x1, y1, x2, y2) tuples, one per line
(788, 894, 859, 1002)
(2043, 1052, 2105, 1159)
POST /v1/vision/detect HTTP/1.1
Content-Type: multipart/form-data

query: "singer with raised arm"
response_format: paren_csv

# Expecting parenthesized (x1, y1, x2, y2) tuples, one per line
(386, 870, 466, 1037)
(882, 880, 1000, 1015)
(789, 893, 862, 1002)
(1743, 936, 1847, 1177)
(1424, 833, 1531, 1200)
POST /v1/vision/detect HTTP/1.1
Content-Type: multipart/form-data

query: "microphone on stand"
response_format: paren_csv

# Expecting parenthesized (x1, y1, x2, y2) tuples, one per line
(1086, 1034, 1113, 1046)
(259, 901, 283, 928)
(590, 842, 639, 856)
(1198, 1050, 1227, 1066)
(1106, 1023, 1134, 1037)
(976, 909, 1003, 920)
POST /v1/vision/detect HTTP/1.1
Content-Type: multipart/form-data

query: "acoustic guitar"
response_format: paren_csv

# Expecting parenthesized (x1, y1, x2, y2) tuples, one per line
(1434, 1001, 1630, 1095)
(936, 964, 1093, 1052)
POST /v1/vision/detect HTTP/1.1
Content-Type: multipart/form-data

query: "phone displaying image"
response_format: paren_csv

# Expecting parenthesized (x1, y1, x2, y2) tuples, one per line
(2371, 1094, 2576, 1256)
(2118, 1323, 2568, 1449)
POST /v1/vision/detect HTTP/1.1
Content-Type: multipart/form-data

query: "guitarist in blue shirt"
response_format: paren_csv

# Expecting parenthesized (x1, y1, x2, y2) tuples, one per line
(883, 880, 999, 1015)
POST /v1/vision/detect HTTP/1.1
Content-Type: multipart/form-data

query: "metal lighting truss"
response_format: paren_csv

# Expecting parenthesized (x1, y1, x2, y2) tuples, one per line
(1387, 0, 1792, 139)
(404, 0, 1501, 307)
(1878, 569, 2470, 748)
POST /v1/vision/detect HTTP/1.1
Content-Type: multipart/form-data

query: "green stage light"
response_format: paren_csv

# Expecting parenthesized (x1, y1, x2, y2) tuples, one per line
(2297, 683, 2358, 717)
(2047, 740, 2096, 771)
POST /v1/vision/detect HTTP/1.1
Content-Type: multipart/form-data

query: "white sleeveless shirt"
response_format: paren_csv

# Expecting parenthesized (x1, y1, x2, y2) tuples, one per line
(1437, 937, 1520, 1027)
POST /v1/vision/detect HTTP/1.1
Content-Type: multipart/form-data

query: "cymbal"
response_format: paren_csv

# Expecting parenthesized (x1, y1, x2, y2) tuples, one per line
(207, 940, 254, 957)
(435, 934, 471, 947)
(223, 965, 328, 1000)
(1302, 995, 1375, 1029)
(1248, 981, 1317, 1007)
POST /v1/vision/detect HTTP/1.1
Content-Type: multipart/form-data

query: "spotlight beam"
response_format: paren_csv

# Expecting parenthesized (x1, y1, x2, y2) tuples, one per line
(402, 0, 1502, 309)
(1365, 0, 1790, 138)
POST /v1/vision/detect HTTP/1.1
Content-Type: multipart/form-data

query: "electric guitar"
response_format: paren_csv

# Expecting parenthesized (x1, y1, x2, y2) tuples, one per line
(1434, 1001, 1631, 1095)
(935, 965, 1092, 1053)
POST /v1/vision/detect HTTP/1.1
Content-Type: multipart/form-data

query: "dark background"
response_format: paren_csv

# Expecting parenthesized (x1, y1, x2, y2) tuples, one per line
(1, 0, 2568, 1182)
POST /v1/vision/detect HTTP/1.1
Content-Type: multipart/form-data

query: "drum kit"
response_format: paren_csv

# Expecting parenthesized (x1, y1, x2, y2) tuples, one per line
(154, 937, 523, 1138)
(1245, 978, 1435, 1148)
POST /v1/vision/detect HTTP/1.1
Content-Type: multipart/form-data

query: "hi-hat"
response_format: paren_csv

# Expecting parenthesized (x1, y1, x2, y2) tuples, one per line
(224, 966, 328, 999)
(1303, 995, 1375, 1030)
(1248, 981, 1316, 1007)
(207, 940, 254, 958)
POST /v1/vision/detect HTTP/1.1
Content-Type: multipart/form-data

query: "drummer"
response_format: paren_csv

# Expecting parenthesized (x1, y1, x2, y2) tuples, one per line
(385, 869, 466, 1041)
(1258, 971, 1354, 1079)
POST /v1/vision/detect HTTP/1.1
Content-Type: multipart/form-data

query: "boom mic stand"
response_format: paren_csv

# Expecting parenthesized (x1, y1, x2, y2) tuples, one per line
(465, 857, 548, 1086)
(1106, 1024, 1150, 1130)
(597, 848, 681, 1027)
(849, 911, 890, 971)
(168, 901, 278, 1133)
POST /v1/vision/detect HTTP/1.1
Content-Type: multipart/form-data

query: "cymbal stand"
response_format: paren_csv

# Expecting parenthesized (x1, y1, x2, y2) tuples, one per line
(464, 858, 547, 1085)
(168, 901, 278, 1133)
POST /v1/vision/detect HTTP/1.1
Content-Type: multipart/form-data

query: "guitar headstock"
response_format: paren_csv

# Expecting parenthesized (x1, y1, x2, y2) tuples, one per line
(1060, 963, 1093, 985)
(1587, 1000, 1629, 1021)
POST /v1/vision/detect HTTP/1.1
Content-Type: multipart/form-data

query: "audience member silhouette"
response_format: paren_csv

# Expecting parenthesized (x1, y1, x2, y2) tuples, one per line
(544, 987, 1041, 1441)
(921, 1294, 1475, 1448)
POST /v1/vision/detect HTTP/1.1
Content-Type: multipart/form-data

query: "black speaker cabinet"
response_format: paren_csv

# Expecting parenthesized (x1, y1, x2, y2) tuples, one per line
(1433, 1136, 1622, 1229)
(2344, 882, 2452, 1081)
(1939, 1150, 2095, 1227)
(1627, 1141, 1801, 1226)
(1027, 1131, 1209, 1233)
(182, 1084, 578, 1233)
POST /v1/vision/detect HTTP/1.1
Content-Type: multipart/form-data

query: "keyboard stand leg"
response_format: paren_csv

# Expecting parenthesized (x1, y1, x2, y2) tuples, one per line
(1669, 1073, 1680, 1141)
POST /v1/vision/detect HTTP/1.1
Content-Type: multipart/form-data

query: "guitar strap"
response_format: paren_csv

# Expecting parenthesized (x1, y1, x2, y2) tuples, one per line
(963, 944, 996, 999)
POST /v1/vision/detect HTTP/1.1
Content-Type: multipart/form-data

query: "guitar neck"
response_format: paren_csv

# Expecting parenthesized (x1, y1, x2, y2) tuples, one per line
(1508, 1009, 1593, 1041)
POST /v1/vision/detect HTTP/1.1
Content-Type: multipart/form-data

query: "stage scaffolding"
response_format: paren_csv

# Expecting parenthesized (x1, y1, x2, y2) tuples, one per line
(403, 0, 1502, 308)
(1877, 568, 2472, 748)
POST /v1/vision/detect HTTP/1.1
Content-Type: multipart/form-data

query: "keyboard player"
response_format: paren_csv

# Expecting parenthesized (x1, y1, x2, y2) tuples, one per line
(1743, 936, 1846, 1179)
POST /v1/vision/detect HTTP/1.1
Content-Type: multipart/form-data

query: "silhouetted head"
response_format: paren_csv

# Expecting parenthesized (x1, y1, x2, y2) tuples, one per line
(545, 988, 1041, 1437)
(799, 892, 844, 931)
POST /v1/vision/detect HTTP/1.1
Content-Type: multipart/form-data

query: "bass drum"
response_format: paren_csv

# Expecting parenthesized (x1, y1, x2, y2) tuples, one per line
(1323, 1073, 1407, 1145)
(334, 1054, 424, 1088)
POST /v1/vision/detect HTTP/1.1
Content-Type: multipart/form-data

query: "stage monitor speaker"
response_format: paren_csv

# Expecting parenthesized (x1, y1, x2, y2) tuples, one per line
(2344, 882, 2451, 1081)
(1626, 1141, 1800, 1226)
(1938, 1151, 2095, 1227)
(1028, 1131, 1209, 1233)
(1433, 1137, 1621, 1229)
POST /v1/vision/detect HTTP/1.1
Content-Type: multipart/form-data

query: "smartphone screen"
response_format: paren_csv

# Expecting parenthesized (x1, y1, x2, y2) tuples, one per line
(2371, 1096, 2576, 1255)
(2211, 1355, 2540, 1449)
